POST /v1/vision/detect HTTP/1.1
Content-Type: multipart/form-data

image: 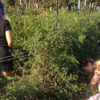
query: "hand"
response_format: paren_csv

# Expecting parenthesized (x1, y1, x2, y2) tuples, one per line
(9, 47, 14, 53)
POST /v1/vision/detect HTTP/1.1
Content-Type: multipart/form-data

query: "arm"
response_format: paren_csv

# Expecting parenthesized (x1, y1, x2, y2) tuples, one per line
(90, 66, 100, 85)
(5, 30, 13, 49)
(98, 83, 100, 92)
(90, 72, 99, 85)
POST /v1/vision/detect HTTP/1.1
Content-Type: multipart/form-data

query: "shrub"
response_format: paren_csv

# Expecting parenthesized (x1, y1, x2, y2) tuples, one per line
(1, 11, 100, 100)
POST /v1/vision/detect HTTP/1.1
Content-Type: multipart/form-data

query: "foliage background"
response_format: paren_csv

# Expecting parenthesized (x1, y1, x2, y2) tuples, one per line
(0, 8, 100, 100)
(2, 0, 100, 11)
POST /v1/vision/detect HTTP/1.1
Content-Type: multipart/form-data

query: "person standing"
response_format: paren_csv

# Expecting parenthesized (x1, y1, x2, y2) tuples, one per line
(0, 1, 14, 77)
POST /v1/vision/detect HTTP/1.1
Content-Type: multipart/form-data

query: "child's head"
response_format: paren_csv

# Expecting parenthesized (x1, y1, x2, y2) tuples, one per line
(80, 58, 95, 74)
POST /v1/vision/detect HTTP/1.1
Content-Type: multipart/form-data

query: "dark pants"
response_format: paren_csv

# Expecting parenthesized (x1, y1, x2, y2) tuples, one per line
(0, 46, 13, 72)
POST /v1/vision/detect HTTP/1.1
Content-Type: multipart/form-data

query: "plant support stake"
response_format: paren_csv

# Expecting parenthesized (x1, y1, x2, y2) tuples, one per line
(84, 0, 86, 15)
(57, 0, 59, 16)
(20, 0, 22, 16)
(78, 0, 80, 11)
(84, 0, 86, 7)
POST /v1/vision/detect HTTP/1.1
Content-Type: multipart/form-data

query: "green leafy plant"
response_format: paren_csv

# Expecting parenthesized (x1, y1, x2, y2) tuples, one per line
(1, 10, 100, 100)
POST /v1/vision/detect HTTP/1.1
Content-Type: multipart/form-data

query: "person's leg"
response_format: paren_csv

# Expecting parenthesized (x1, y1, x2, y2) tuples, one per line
(2, 71, 15, 77)
(2, 69, 23, 77)
(2, 59, 15, 77)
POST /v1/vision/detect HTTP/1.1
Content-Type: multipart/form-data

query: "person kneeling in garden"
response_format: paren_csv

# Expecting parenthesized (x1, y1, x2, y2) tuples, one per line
(81, 58, 100, 99)
(0, 2, 14, 77)
(81, 58, 100, 91)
